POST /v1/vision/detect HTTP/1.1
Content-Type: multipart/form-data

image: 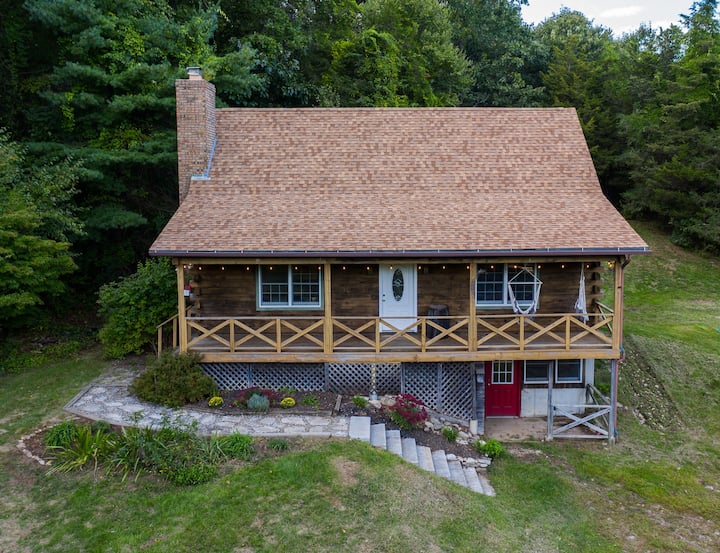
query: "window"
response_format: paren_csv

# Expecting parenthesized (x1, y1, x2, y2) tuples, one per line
(492, 361, 514, 384)
(524, 360, 584, 384)
(556, 359, 583, 383)
(476, 264, 538, 308)
(524, 360, 551, 383)
(258, 265, 322, 308)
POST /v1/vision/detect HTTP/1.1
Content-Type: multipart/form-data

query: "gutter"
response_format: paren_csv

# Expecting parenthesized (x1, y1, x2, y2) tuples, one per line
(149, 247, 651, 258)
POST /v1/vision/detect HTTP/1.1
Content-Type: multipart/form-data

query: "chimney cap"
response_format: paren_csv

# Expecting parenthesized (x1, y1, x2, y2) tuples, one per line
(187, 67, 202, 79)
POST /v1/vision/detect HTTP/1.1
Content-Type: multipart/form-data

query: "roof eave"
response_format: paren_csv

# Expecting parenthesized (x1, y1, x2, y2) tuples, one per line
(149, 247, 651, 258)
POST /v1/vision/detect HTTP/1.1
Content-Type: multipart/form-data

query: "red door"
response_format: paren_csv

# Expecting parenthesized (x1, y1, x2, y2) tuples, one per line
(485, 361, 521, 416)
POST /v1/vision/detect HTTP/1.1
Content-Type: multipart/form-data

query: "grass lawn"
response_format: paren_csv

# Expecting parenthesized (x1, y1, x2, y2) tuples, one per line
(1, 222, 719, 552)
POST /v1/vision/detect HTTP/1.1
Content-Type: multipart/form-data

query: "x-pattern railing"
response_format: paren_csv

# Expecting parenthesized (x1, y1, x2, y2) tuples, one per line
(165, 311, 614, 355)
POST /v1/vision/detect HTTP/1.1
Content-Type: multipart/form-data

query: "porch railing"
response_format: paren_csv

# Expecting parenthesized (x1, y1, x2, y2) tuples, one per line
(157, 311, 614, 357)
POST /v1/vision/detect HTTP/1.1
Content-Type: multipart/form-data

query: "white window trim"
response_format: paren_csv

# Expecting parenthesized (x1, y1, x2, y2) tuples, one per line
(523, 360, 551, 384)
(476, 264, 538, 309)
(257, 265, 323, 309)
(523, 360, 584, 384)
(555, 359, 584, 384)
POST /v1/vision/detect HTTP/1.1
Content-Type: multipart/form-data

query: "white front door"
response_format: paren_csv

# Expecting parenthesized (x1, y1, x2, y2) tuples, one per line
(379, 264, 417, 332)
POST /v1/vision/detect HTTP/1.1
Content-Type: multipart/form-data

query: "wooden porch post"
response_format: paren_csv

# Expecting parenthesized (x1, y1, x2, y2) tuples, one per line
(469, 262, 477, 351)
(612, 257, 625, 352)
(323, 262, 333, 354)
(176, 260, 188, 352)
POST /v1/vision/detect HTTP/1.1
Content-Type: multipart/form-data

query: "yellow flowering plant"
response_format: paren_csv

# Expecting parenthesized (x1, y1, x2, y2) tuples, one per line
(280, 397, 296, 408)
(208, 396, 224, 408)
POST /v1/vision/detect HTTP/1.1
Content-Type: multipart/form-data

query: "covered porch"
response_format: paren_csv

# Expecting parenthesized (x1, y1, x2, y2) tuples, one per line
(158, 256, 626, 364)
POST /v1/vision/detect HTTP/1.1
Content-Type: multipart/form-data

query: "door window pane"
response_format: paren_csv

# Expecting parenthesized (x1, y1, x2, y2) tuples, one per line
(492, 360, 514, 384)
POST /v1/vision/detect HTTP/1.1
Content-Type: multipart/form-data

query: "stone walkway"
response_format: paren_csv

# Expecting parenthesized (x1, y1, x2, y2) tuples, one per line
(64, 366, 350, 438)
(62, 365, 495, 495)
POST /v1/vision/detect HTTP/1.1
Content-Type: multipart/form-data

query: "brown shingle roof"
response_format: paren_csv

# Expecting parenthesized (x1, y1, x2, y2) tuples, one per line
(150, 107, 648, 257)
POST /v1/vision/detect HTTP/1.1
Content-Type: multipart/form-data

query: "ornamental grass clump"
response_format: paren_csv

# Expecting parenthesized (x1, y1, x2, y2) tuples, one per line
(387, 394, 428, 430)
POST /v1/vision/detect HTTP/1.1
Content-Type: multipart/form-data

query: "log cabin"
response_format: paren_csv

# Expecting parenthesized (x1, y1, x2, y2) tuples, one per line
(150, 68, 649, 440)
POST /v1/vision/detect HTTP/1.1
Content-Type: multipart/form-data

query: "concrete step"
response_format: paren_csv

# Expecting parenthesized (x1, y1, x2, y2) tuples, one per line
(447, 459, 468, 488)
(352, 416, 493, 496)
(386, 429, 403, 456)
(370, 423, 386, 448)
(401, 437, 418, 464)
(416, 445, 435, 472)
(477, 471, 496, 497)
(431, 449, 451, 479)
(463, 466, 485, 494)
(349, 416, 371, 442)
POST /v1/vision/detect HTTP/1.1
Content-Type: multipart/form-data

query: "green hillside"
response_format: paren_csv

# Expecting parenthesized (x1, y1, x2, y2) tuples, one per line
(0, 222, 718, 552)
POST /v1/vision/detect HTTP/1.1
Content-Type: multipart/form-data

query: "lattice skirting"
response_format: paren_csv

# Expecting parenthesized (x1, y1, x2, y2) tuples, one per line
(402, 362, 477, 422)
(201, 363, 252, 390)
(201, 362, 476, 422)
(326, 363, 401, 394)
(201, 362, 402, 394)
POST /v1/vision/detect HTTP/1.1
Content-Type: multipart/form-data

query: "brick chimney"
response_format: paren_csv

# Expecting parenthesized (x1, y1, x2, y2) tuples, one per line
(175, 67, 216, 203)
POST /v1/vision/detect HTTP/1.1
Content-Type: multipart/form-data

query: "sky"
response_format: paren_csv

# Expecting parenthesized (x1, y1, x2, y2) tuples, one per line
(521, 1, 691, 35)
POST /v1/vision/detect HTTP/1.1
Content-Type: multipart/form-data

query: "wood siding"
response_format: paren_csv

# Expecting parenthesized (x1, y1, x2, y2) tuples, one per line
(185, 261, 604, 318)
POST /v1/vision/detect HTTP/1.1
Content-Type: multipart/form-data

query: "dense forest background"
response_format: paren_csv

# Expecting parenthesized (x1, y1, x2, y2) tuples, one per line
(1, 0, 719, 332)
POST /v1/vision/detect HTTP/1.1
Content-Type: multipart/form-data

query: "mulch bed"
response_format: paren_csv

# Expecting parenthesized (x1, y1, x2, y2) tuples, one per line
(190, 389, 480, 458)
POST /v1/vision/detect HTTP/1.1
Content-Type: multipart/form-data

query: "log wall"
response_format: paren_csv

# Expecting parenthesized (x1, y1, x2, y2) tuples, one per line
(186, 261, 604, 318)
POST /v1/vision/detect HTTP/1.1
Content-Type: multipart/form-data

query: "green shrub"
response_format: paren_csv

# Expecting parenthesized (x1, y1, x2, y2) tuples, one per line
(352, 395, 369, 409)
(301, 394, 320, 409)
(267, 438, 289, 451)
(442, 426, 459, 442)
(219, 433, 255, 459)
(473, 438, 505, 459)
(109, 425, 158, 480)
(247, 393, 270, 412)
(142, 418, 218, 486)
(130, 352, 214, 408)
(45, 420, 80, 448)
(90, 420, 112, 434)
(97, 257, 177, 358)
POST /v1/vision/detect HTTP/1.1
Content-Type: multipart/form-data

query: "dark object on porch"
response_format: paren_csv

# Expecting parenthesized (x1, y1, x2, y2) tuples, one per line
(427, 304, 449, 338)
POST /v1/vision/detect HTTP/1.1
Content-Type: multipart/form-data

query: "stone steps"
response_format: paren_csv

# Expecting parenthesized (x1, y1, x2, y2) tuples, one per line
(349, 416, 495, 496)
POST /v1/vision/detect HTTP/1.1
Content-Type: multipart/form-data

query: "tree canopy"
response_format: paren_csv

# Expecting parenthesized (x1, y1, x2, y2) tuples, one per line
(1, 0, 720, 330)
